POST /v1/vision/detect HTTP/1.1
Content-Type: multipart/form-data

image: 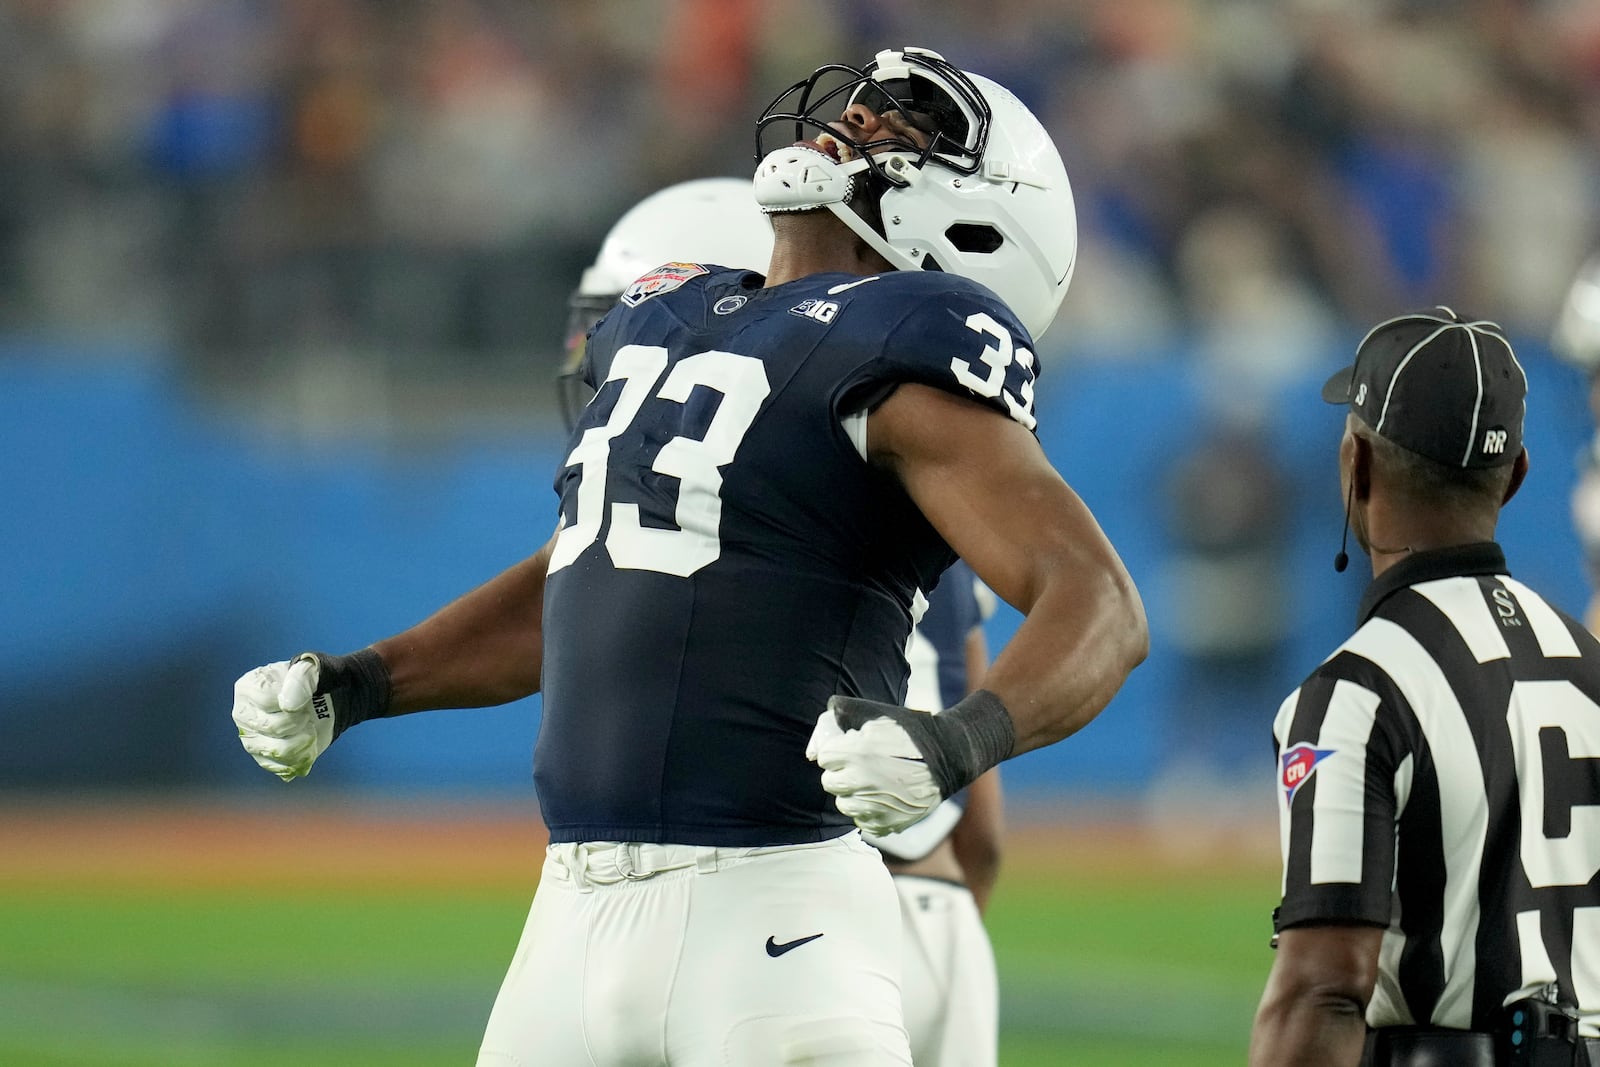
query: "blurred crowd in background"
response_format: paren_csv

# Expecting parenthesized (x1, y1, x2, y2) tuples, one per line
(6, 0, 1600, 800)
(6, 0, 1600, 413)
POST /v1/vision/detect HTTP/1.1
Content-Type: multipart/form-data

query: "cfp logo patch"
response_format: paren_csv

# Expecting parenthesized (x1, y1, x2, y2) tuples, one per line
(1281, 743, 1335, 804)
(790, 298, 840, 324)
(621, 262, 708, 308)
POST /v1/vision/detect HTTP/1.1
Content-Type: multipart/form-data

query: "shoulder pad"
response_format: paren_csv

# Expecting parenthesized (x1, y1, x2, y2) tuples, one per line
(850, 273, 1042, 431)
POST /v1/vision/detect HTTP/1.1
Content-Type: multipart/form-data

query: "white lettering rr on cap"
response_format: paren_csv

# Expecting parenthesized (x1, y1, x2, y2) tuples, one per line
(1483, 429, 1507, 455)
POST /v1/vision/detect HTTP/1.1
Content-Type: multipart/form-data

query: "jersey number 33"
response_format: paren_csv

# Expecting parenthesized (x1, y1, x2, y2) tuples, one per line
(548, 344, 771, 578)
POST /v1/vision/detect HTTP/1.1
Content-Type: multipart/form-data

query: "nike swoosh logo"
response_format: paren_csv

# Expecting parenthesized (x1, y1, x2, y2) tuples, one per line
(765, 933, 825, 958)
(826, 277, 881, 295)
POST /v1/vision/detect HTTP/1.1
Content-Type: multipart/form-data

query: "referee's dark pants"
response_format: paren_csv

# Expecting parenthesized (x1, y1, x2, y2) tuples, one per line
(1364, 1026, 1600, 1066)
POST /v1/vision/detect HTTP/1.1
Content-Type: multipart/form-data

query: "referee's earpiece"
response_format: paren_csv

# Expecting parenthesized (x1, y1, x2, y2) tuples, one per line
(1334, 479, 1354, 573)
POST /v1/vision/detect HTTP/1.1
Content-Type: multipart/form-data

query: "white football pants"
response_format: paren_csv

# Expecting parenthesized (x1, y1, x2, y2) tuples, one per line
(477, 832, 912, 1066)
(894, 876, 999, 1067)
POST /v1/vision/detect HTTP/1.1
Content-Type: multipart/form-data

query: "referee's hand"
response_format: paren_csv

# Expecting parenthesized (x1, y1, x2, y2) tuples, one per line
(806, 698, 942, 836)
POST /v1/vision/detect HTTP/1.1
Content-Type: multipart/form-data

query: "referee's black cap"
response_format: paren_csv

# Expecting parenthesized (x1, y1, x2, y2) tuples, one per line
(1320, 307, 1526, 469)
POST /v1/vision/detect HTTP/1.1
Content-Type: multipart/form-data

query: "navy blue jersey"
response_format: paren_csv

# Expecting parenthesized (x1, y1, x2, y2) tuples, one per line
(537, 264, 1038, 846)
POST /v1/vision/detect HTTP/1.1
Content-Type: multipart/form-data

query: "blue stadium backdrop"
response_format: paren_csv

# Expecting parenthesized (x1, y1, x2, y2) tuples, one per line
(1, 335, 1589, 801)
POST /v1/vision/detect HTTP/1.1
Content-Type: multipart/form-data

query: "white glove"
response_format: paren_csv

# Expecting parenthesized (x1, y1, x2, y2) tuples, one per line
(231, 656, 333, 781)
(806, 704, 942, 836)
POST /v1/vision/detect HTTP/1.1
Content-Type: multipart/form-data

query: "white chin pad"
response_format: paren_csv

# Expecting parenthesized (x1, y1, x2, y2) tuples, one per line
(754, 145, 860, 214)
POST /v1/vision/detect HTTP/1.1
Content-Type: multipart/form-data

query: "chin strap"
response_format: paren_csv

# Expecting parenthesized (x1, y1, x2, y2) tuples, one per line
(752, 145, 926, 274)
(821, 199, 921, 273)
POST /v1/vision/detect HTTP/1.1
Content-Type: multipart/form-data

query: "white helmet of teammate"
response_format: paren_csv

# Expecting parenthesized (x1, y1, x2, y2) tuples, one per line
(1553, 253, 1600, 375)
(753, 47, 1077, 340)
(560, 178, 774, 430)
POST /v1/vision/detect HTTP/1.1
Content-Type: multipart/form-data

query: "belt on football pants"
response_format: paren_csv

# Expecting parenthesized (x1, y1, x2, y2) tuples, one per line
(1363, 1026, 1600, 1066)
(550, 842, 721, 891)
(549, 836, 857, 893)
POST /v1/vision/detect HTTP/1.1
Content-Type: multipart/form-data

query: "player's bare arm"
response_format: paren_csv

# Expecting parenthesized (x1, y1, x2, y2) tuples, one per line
(231, 531, 556, 780)
(1249, 924, 1382, 1066)
(961, 625, 989, 701)
(950, 624, 1002, 911)
(809, 383, 1146, 834)
(871, 382, 1149, 754)
(949, 769, 1002, 913)
(374, 531, 556, 714)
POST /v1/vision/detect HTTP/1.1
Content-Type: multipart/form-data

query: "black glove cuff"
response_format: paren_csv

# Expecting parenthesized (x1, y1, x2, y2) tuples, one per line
(922, 689, 1016, 798)
(305, 647, 392, 741)
(832, 689, 1016, 799)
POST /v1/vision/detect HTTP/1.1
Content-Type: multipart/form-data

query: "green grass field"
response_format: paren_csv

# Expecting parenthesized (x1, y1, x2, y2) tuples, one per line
(0, 802, 1278, 1065)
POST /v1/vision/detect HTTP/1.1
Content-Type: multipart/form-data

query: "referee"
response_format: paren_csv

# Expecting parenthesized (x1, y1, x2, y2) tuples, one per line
(1249, 308, 1600, 1067)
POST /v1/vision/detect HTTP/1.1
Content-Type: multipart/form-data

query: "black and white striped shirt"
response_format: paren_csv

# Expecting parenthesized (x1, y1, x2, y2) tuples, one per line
(1273, 542, 1600, 1037)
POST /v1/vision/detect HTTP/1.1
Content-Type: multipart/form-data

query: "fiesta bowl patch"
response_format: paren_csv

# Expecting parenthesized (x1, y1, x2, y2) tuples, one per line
(1281, 743, 1335, 804)
(621, 262, 709, 307)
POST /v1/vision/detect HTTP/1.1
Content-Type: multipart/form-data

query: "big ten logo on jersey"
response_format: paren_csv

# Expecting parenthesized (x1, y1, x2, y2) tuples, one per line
(1492, 586, 1523, 628)
(789, 298, 840, 324)
(951, 311, 1037, 430)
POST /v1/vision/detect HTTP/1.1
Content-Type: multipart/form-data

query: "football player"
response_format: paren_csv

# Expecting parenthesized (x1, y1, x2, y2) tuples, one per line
(232, 47, 1146, 1065)
(564, 175, 1010, 1062)
(869, 560, 1004, 1066)
(571, 184, 1008, 1062)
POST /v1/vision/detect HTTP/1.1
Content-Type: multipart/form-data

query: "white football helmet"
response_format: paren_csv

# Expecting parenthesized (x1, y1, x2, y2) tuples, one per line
(1553, 253, 1600, 375)
(560, 178, 774, 430)
(754, 47, 1077, 340)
